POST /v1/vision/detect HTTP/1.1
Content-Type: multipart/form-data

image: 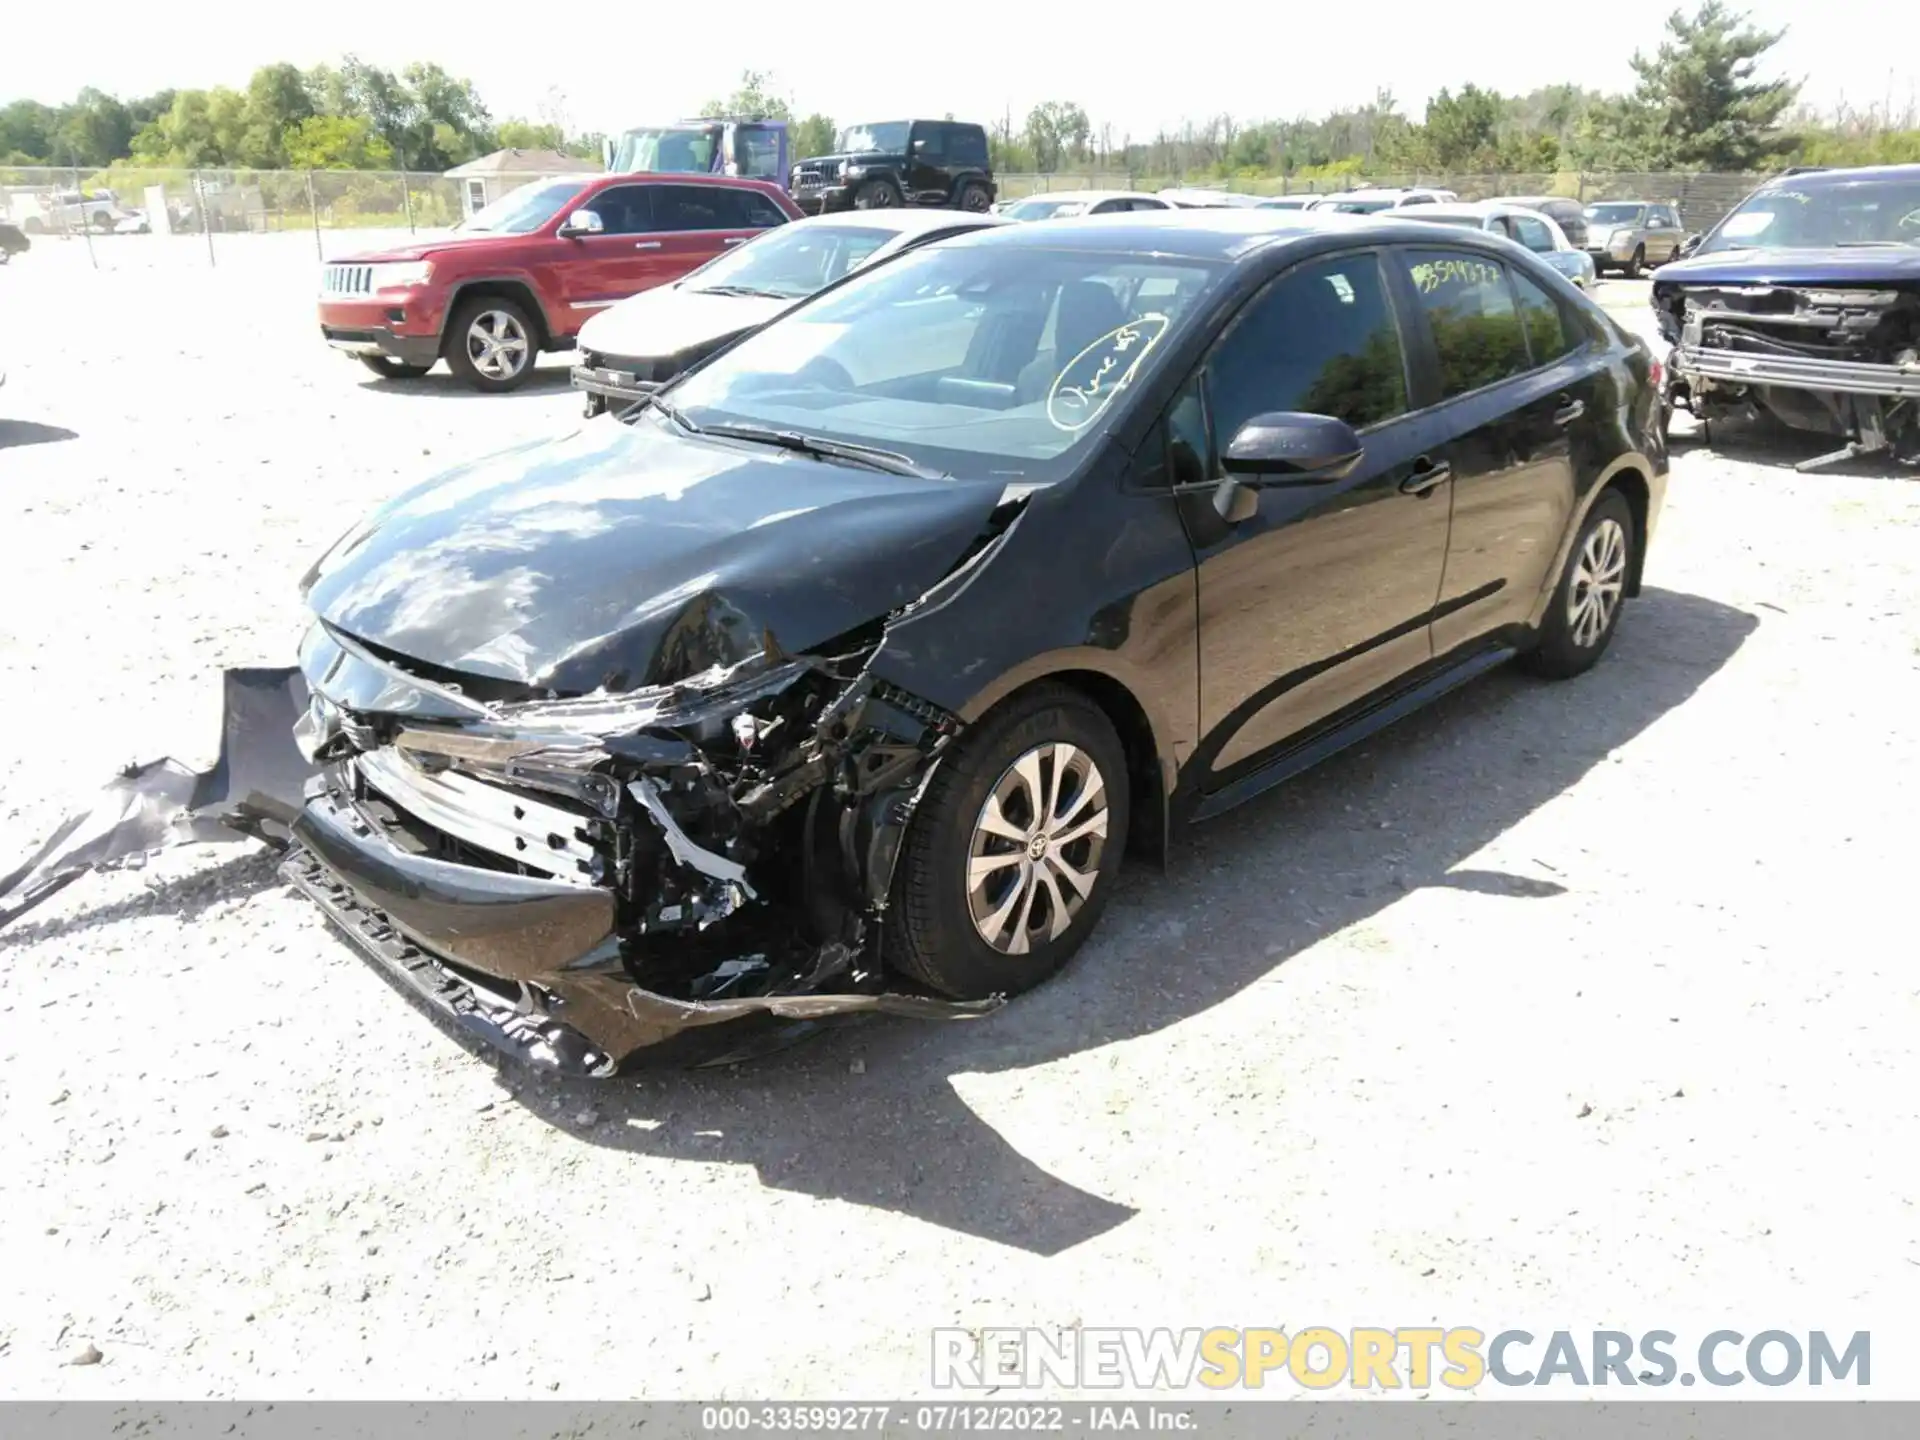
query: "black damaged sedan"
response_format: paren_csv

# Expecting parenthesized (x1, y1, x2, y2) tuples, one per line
(281, 210, 1668, 1073)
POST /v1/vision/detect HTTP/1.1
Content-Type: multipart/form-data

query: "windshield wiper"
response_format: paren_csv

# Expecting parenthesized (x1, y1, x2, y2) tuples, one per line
(699, 423, 947, 479)
(635, 391, 699, 432)
(692, 284, 792, 299)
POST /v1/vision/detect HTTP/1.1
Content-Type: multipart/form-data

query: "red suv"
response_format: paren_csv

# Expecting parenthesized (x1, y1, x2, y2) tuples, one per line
(317, 173, 801, 392)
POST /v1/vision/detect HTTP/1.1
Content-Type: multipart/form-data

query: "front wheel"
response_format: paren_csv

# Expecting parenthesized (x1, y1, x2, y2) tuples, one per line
(444, 295, 538, 392)
(1623, 246, 1645, 280)
(358, 355, 433, 380)
(1520, 489, 1636, 680)
(886, 684, 1129, 1001)
(854, 180, 902, 210)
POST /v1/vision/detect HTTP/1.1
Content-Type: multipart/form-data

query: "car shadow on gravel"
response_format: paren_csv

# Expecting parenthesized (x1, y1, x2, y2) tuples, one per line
(0, 420, 79, 450)
(467, 585, 1757, 1254)
(355, 366, 577, 401)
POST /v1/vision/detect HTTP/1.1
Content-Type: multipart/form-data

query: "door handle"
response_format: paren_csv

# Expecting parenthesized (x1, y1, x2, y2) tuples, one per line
(1553, 397, 1586, 426)
(633, 241, 661, 250)
(1400, 458, 1451, 496)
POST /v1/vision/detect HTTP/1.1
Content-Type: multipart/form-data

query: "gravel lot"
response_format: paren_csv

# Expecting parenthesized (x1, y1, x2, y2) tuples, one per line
(4, 234, 1919, 1400)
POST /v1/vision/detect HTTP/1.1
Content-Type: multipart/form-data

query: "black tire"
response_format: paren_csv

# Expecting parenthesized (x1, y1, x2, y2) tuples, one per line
(443, 293, 540, 393)
(1623, 246, 1644, 280)
(1520, 488, 1636, 680)
(887, 683, 1130, 1001)
(958, 182, 992, 213)
(584, 392, 607, 418)
(854, 179, 902, 210)
(23, 217, 44, 236)
(358, 355, 433, 380)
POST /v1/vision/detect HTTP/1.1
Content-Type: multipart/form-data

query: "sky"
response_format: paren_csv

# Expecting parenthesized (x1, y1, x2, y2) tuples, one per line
(11, 0, 1920, 142)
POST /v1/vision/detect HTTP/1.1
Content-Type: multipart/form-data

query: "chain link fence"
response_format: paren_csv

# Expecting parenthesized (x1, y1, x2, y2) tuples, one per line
(3, 164, 1774, 269)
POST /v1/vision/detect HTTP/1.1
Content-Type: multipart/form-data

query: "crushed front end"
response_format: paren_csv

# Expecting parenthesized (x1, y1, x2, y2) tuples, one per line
(284, 619, 1000, 1074)
(1654, 277, 1920, 469)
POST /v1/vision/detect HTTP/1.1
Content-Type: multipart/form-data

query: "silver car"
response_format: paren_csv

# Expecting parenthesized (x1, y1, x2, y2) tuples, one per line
(1395, 201, 1597, 289)
(1582, 201, 1686, 278)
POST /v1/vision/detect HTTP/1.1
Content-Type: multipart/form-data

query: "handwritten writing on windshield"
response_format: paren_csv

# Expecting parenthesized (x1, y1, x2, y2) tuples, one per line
(1047, 313, 1172, 432)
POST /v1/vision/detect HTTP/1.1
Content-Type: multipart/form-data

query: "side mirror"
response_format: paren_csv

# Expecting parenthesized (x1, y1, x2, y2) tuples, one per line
(559, 209, 604, 238)
(1221, 411, 1364, 484)
(1679, 233, 1702, 258)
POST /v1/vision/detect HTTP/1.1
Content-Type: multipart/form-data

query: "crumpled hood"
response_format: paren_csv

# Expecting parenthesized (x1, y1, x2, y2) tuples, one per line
(1660, 247, 1920, 285)
(302, 418, 1007, 696)
(577, 286, 794, 362)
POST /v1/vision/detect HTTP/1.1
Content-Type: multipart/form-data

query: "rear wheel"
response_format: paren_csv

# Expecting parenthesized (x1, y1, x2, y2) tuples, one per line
(1520, 489, 1636, 680)
(358, 355, 433, 380)
(444, 295, 538, 392)
(887, 684, 1129, 1001)
(958, 182, 991, 213)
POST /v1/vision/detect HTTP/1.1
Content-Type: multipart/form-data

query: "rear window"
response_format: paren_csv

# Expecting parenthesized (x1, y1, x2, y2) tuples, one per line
(948, 126, 989, 167)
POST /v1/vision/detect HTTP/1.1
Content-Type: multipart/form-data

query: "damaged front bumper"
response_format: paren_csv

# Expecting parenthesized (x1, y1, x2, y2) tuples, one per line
(1668, 345, 1920, 399)
(282, 621, 1004, 1069)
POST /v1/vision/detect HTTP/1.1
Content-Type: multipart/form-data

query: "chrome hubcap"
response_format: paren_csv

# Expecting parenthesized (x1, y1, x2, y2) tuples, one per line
(466, 310, 529, 380)
(1569, 516, 1627, 647)
(967, 742, 1109, 956)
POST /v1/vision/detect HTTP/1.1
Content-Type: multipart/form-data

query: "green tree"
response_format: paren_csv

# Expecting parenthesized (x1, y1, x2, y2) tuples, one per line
(1629, 0, 1799, 168)
(494, 120, 566, 151)
(0, 100, 58, 164)
(1025, 100, 1091, 171)
(284, 114, 394, 169)
(237, 63, 315, 167)
(790, 113, 836, 160)
(701, 70, 794, 120)
(1424, 85, 1504, 169)
(53, 88, 133, 166)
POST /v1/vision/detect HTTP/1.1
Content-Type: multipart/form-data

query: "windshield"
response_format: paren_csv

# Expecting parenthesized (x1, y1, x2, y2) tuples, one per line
(836, 122, 910, 154)
(457, 178, 585, 234)
(1585, 204, 1646, 225)
(1004, 197, 1091, 220)
(666, 243, 1221, 478)
(610, 126, 717, 174)
(683, 224, 900, 300)
(1701, 178, 1920, 252)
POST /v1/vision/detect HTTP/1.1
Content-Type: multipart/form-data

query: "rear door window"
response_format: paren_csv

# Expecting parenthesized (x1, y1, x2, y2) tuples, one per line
(1511, 269, 1578, 364)
(1511, 215, 1556, 252)
(1396, 249, 1532, 399)
(651, 184, 749, 231)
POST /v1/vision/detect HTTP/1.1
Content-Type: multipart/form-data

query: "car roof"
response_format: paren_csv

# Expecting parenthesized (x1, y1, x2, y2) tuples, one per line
(937, 206, 1534, 262)
(588, 171, 784, 190)
(788, 208, 1009, 235)
(1749, 162, 1920, 188)
(1009, 190, 1158, 203)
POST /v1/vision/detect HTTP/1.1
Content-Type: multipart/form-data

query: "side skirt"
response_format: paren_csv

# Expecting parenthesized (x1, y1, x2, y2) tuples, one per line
(1189, 642, 1519, 824)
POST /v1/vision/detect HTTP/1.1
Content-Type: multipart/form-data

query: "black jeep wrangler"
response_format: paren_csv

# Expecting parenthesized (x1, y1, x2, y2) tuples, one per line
(789, 120, 996, 215)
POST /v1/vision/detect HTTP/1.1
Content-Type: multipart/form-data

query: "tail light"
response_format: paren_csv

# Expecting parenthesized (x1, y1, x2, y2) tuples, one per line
(1649, 356, 1664, 390)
